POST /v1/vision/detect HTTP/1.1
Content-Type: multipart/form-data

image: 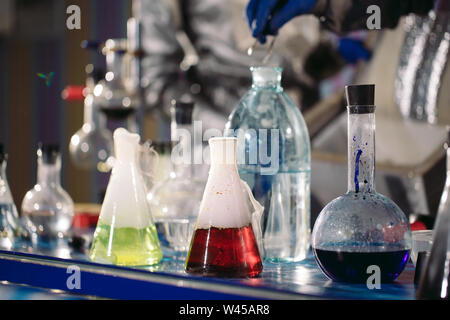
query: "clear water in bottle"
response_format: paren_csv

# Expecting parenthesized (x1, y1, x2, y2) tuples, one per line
(225, 67, 311, 262)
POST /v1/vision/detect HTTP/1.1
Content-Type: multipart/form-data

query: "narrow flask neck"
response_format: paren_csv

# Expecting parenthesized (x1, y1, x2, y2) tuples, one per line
(84, 94, 106, 127)
(0, 161, 6, 179)
(171, 123, 194, 179)
(347, 107, 376, 193)
(209, 138, 238, 171)
(37, 157, 61, 187)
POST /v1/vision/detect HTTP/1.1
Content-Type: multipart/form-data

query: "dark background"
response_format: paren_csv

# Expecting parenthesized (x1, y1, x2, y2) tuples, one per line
(0, 0, 132, 205)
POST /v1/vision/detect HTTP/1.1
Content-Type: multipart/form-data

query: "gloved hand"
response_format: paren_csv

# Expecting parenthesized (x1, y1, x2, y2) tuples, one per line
(337, 38, 372, 64)
(246, 0, 318, 43)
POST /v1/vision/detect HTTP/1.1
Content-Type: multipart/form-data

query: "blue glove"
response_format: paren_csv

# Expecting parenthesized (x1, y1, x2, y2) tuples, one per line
(337, 38, 372, 64)
(247, 0, 317, 44)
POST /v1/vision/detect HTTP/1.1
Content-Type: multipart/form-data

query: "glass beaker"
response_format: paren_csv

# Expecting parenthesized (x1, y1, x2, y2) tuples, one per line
(312, 85, 412, 283)
(0, 145, 18, 250)
(225, 66, 311, 263)
(417, 127, 450, 300)
(89, 128, 162, 266)
(185, 137, 263, 278)
(148, 100, 204, 252)
(21, 144, 75, 244)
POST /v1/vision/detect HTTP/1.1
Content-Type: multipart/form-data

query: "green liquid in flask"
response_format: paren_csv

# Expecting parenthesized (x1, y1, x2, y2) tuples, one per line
(89, 221, 163, 266)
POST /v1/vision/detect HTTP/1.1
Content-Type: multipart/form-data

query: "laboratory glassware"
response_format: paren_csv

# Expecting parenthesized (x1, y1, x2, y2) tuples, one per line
(89, 128, 162, 266)
(21, 144, 75, 244)
(148, 100, 204, 252)
(312, 85, 412, 283)
(417, 128, 450, 300)
(225, 66, 311, 262)
(69, 94, 114, 172)
(98, 39, 138, 129)
(185, 137, 263, 278)
(0, 145, 18, 250)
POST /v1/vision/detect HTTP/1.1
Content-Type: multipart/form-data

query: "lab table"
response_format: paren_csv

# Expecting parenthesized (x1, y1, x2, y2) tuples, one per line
(0, 240, 417, 300)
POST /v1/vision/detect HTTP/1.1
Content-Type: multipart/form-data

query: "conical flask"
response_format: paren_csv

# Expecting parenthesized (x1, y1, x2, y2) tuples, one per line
(417, 128, 450, 300)
(89, 128, 162, 266)
(185, 137, 263, 278)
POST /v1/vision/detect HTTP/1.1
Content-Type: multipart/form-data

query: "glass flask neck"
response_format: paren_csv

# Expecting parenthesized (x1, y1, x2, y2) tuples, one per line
(37, 156, 61, 187)
(347, 106, 376, 193)
(171, 107, 195, 178)
(0, 160, 6, 179)
(251, 67, 282, 89)
(209, 138, 238, 171)
(84, 94, 106, 128)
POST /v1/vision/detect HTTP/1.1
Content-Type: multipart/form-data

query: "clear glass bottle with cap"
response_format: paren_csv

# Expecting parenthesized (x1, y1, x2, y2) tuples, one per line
(90, 128, 162, 266)
(21, 144, 75, 244)
(148, 100, 204, 252)
(417, 127, 450, 300)
(312, 85, 412, 283)
(0, 144, 19, 250)
(225, 66, 311, 262)
(185, 137, 263, 278)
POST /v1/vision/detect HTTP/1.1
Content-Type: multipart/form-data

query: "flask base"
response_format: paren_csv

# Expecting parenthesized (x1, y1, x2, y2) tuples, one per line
(313, 248, 410, 283)
(89, 222, 162, 266)
(185, 225, 263, 278)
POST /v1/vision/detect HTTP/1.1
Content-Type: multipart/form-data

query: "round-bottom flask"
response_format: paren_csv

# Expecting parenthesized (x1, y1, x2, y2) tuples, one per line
(312, 85, 412, 283)
(21, 144, 74, 244)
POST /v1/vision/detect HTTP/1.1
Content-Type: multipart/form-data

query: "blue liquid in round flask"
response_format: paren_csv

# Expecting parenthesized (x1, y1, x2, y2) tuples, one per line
(225, 67, 311, 262)
(312, 85, 412, 282)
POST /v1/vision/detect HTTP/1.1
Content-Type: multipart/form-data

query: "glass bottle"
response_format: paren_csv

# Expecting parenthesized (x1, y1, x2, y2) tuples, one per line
(225, 67, 311, 262)
(22, 144, 75, 244)
(312, 85, 412, 283)
(148, 100, 204, 252)
(185, 137, 263, 278)
(417, 127, 450, 300)
(89, 128, 162, 266)
(0, 145, 18, 250)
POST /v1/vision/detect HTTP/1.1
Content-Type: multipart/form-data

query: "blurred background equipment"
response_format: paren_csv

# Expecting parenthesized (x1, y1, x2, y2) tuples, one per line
(148, 99, 205, 254)
(416, 128, 450, 300)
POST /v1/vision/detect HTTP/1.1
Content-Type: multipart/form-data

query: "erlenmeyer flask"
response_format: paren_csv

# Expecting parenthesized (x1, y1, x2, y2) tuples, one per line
(312, 85, 412, 283)
(89, 128, 162, 266)
(417, 128, 450, 300)
(185, 137, 263, 278)
(0, 145, 18, 250)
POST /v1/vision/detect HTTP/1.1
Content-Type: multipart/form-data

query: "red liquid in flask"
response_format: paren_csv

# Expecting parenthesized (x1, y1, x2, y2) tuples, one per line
(185, 225, 263, 278)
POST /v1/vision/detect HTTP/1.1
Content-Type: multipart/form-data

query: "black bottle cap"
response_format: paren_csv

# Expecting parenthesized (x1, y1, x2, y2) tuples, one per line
(345, 84, 375, 105)
(0, 144, 5, 164)
(38, 143, 60, 164)
(172, 99, 194, 125)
